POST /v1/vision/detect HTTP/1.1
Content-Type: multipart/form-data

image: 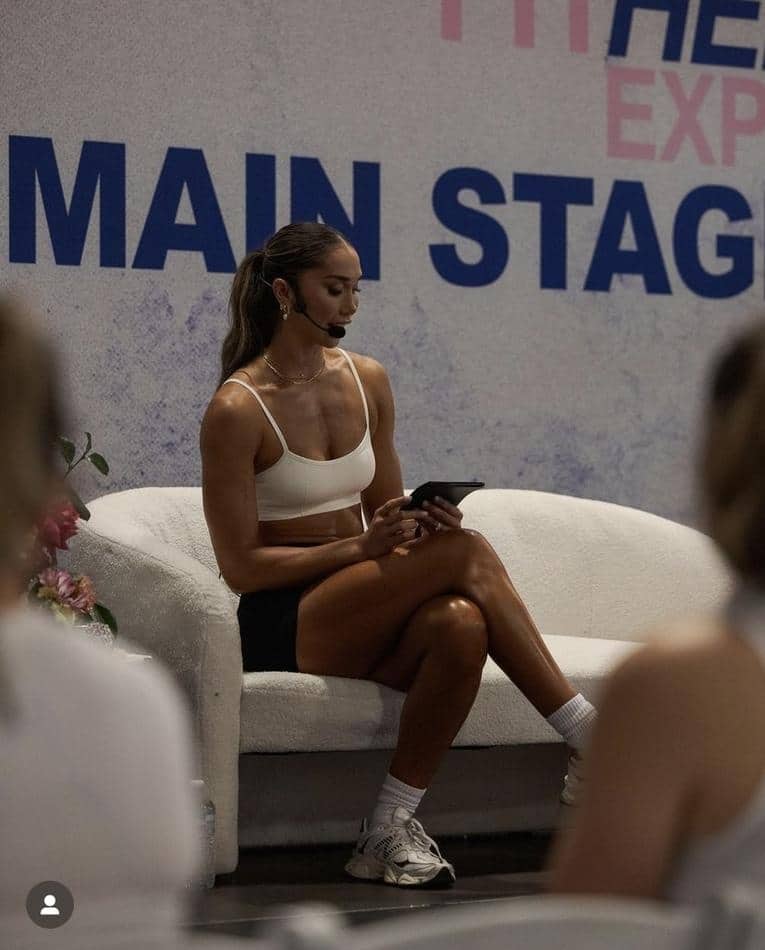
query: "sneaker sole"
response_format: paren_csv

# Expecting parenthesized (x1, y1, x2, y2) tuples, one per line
(344, 854, 385, 881)
(383, 865, 456, 888)
(345, 855, 455, 889)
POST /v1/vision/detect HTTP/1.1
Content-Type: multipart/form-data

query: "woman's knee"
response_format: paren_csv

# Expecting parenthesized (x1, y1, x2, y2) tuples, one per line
(436, 528, 504, 589)
(421, 595, 488, 671)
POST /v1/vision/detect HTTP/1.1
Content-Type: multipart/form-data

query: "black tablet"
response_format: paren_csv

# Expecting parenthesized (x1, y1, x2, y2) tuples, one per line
(402, 481, 485, 510)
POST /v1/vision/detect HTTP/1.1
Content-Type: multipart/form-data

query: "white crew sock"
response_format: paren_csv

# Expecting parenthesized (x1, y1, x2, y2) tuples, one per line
(546, 693, 597, 752)
(370, 773, 426, 828)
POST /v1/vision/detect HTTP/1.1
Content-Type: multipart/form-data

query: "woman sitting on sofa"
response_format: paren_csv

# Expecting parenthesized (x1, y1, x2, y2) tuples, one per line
(200, 221, 596, 888)
(548, 320, 765, 903)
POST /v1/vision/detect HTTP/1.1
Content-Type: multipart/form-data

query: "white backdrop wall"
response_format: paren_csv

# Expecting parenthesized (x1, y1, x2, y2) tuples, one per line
(3, 0, 765, 523)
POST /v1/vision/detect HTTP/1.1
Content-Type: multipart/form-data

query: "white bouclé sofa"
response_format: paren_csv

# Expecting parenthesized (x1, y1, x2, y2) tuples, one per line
(68, 487, 733, 875)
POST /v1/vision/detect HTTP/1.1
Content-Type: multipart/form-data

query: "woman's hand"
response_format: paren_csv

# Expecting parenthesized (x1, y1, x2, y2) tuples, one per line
(401, 496, 464, 548)
(419, 496, 463, 534)
(360, 495, 423, 559)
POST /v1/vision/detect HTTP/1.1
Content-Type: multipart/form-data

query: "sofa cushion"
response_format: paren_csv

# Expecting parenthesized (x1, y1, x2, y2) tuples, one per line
(239, 633, 638, 753)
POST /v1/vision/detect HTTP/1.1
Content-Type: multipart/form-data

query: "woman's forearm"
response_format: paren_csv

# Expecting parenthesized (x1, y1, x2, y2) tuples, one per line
(227, 535, 367, 593)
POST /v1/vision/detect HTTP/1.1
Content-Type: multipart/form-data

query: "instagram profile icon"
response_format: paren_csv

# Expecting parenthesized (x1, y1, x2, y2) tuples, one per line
(26, 881, 74, 928)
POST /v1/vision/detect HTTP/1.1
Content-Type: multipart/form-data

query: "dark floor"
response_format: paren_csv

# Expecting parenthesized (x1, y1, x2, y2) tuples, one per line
(187, 832, 553, 940)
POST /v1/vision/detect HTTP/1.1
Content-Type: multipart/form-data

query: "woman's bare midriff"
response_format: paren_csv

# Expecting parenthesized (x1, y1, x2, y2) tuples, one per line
(258, 505, 365, 548)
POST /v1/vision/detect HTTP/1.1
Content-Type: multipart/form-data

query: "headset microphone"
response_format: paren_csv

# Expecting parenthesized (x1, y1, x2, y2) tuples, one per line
(294, 303, 346, 339)
(259, 277, 347, 339)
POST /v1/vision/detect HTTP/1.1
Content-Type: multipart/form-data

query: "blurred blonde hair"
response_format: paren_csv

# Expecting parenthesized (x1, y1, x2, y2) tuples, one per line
(0, 294, 66, 575)
(700, 320, 765, 587)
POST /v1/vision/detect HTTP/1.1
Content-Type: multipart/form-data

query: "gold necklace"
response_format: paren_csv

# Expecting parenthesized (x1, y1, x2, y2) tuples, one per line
(262, 351, 326, 385)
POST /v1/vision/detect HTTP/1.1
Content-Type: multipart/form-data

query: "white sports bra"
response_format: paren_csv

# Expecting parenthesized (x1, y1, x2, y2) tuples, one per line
(222, 349, 376, 521)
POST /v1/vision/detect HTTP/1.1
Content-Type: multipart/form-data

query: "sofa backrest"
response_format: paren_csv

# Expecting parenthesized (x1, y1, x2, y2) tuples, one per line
(461, 489, 733, 642)
(87, 487, 219, 577)
(85, 486, 733, 643)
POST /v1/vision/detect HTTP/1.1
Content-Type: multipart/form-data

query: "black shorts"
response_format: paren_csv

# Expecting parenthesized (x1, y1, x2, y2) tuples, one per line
(237, 584, 308, 673)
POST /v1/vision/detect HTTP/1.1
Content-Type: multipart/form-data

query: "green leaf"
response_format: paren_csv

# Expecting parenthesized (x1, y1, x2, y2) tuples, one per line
(66, 485, 91, 521)
(93, 603, 118, 634)
(88, 453, 109, 476)
(58, 437, 75, 465)
(84, 432, 92, 454)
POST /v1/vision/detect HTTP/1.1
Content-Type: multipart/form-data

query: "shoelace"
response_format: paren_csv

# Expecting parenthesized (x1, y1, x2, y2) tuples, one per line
(404, 818, 444, 860)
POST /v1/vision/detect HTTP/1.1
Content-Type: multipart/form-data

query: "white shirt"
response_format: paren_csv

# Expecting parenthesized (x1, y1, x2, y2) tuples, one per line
(1, 605, 200, 948)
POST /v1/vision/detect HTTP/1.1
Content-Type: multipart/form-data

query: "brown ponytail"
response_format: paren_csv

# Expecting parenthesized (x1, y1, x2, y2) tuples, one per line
(219, 249, 275, 387)
(218, 221, 348, 388)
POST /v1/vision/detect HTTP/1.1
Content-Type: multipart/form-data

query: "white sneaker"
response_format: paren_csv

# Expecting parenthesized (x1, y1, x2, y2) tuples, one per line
(345, 806, 456, 887)
(560, 749, 585, 806)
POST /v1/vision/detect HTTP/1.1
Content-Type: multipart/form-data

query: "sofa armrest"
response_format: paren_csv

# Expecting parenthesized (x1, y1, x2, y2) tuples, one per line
(67, 514, 243, 873)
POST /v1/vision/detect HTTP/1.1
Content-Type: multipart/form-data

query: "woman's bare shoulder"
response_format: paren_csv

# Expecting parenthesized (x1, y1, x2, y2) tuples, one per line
(643, 615, 743, 663)
(607, 615, 749, 706)
(200, 377, 264, 451)
(342, 350, 387, 377)
(342, 351, 392, 402)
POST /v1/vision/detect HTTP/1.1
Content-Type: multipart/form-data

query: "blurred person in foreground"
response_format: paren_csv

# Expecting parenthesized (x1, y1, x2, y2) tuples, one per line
(0, 294, 201, 948)
(548, 320, 765, 903)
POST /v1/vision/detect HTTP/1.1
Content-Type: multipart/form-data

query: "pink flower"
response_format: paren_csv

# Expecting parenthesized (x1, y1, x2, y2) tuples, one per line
(37, 567, 75, 600)
(38, 500, 79, 554)
(69, 575, 96, 614)
(36, 568, 96, 615)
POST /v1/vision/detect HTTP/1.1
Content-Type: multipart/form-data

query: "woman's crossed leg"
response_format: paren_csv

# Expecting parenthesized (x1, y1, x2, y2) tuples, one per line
(296, 529, 596, 887)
